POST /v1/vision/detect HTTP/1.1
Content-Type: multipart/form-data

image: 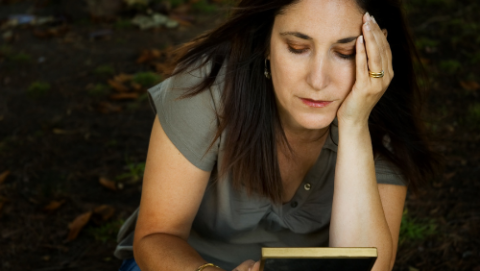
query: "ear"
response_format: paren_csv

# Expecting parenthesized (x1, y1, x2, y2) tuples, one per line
(382, 28, 388, 38)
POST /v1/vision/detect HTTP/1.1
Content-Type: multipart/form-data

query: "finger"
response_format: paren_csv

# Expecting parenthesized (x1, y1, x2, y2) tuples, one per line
(355, 35, 368, 86)
(251, 261, 261, 271)
(233, 260, 256, 271)
(369, 17, 389, 78)
(362, 14, 383, 77)
(370, 16, 393, 77)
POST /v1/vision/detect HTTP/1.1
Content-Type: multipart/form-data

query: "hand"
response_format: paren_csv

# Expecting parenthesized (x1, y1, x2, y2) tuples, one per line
(336, 12, 394, 127)
(232, 260, 261, 271)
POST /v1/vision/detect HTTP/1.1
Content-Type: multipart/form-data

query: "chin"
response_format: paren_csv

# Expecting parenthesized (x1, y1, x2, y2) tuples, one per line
(294, 112, 335, 130)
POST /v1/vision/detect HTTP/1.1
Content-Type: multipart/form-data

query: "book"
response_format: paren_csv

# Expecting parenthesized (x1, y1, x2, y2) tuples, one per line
(260, 247, 377, 271)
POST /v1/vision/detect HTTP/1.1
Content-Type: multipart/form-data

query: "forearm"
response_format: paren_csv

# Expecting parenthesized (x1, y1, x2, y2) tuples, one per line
(133, 233, 226, 271)
(330, 122, 393, 270)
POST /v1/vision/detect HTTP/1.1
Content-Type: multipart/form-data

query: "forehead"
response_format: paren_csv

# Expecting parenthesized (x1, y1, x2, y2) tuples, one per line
(275, 0, 364, 40)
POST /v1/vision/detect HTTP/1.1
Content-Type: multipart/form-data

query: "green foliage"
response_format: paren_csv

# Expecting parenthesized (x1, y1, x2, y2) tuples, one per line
(467, 103, 480, 126)
(94, 65, 115, 76)
(9, 52, 31, 63)
(470, 52, 480, 64)
(88, 84, 110, 97)
(168, 0, 187, 8)
(87, 219, 124, 243)
(116, 161, 146, 183)
(192, 0, 217, 13)
(0, 45, 31, 63)
(439, 60, 461, 74)
(0, 45, 13, 55)
(115, 19, 133, 29)
(415, 37, 439, 50)
(399, 209, 437, 245)
(27, 81, 51, 98)
(133, 72, 161, 88)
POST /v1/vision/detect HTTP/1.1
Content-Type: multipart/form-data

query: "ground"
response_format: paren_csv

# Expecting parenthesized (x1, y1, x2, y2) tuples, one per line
(0, 0, 479, 270)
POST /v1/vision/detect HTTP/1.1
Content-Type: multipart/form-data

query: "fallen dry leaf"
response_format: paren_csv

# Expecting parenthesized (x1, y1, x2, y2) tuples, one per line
(97, 102, 122, 114)
(67, 211, 92, 241)
(109, 93, 139, 100)
(459, 81, 480, 91)
(444, 172, 456, 180)
(93, 204, 115, 221)
(99, 177, 116, 191)
(130, 82, 142, 91)
(0, 170, 10, 184)
(112, 73, 133, 83)
(43, 200, 66, 211)
(108, 79, 129, 92)
(154, 62, 170, 75)
(33, 25, 69, 39)
(137, 49, 162, 64)
(52, 129, 75, 135)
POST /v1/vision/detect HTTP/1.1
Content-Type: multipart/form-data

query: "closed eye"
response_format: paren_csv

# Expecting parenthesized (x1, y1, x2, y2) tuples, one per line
(287, 45, 309, 54)
(336, 52, 355, 60)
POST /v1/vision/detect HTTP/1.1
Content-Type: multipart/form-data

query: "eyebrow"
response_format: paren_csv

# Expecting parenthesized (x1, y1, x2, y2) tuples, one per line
(280, 31, 358, 44)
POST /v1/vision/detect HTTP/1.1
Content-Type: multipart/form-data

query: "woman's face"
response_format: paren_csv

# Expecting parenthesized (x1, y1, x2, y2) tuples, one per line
(269, 0, 364, 131)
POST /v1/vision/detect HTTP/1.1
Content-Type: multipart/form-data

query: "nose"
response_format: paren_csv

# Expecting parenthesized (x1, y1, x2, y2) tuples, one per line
(306, 55, 330, 91)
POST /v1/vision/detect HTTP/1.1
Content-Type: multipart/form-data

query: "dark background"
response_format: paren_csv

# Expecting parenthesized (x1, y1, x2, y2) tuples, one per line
(0, 0, 479, 270)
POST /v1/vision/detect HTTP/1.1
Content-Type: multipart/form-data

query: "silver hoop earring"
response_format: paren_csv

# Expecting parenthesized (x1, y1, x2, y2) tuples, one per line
(264, 58, 271, 79)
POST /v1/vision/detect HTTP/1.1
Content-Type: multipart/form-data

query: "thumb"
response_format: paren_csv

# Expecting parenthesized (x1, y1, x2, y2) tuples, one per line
(249, 261, 261, 271)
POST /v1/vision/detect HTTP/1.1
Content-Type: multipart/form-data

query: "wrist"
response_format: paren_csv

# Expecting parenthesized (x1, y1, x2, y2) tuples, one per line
(337, 119, 369, 134)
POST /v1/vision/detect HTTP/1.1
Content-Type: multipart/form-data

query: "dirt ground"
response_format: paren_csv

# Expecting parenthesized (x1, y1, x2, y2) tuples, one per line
(0, 0, 479, 270)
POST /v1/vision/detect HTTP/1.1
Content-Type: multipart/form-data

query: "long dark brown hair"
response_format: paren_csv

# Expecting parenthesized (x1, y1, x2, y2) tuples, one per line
(167, 0, 438, 203)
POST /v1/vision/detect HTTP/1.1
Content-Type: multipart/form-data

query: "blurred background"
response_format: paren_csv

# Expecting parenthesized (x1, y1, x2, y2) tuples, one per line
(0, 0, 478, 270)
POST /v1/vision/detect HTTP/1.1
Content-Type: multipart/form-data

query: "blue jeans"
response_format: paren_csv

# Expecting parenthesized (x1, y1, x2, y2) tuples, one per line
(119, 258, 141, 271)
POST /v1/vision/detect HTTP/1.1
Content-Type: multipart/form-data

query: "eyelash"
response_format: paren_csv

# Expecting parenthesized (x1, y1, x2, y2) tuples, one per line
(287, 46, 355, 60)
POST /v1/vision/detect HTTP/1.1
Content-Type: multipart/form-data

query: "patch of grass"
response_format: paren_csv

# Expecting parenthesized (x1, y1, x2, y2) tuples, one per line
(415, 37, 439, 50)
(0, 136, 15, 153)
(27, 81, 51, 98)
(115, 19, 133, 29)
(0, 46, 31, 63)
(9, 52, 31, 63)
(0, 45, 13, 55)
(87, 219, 124, 243)
(133, 72, 161, 88)
(94, 65, 115, 76)
(115, 161, 146, 183)
(399, 209, 437, 245)
(127, 93, 150, 111)
(439, 60, 461, 74)
(106, 139, 118, 147)
(470, 52, 480, 64)
(192, 0, 217, 13)
(88, 84, 110, 97)
(167, 0, 187, 8)
(467, 103, 480, 126)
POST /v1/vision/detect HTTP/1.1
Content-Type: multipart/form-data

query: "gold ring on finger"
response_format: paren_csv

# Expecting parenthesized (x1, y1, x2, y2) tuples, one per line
(369, 70, 384, 78)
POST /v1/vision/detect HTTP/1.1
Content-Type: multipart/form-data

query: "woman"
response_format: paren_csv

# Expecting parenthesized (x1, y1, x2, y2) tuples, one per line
(114, 0, 437, 270)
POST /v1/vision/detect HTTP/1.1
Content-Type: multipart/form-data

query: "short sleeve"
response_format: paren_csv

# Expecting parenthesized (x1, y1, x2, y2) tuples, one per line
(146, 62, 221, 172)
(374, 155, 407, 186)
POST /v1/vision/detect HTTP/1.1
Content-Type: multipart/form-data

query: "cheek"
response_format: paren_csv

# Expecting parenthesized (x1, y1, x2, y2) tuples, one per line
(269, 46, 303, 98)
(333, 61, 356, 98)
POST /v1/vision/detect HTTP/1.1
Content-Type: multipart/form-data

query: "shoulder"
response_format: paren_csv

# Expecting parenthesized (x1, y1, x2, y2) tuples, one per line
(146, 59, 225, 171)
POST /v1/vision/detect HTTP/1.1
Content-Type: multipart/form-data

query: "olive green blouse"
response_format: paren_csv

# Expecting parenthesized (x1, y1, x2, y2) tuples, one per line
(113, 61, 406, 270)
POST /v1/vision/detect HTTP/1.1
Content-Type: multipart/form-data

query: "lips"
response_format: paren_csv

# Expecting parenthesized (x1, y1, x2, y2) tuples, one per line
(300, 98, 332, 108)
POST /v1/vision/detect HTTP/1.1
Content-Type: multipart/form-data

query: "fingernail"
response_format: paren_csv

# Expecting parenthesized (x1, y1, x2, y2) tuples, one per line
(365, 12, 371, 21)
(371, 16, 377, 24)
(359, 35, 364, 43)
(364, 22, 371, 31)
